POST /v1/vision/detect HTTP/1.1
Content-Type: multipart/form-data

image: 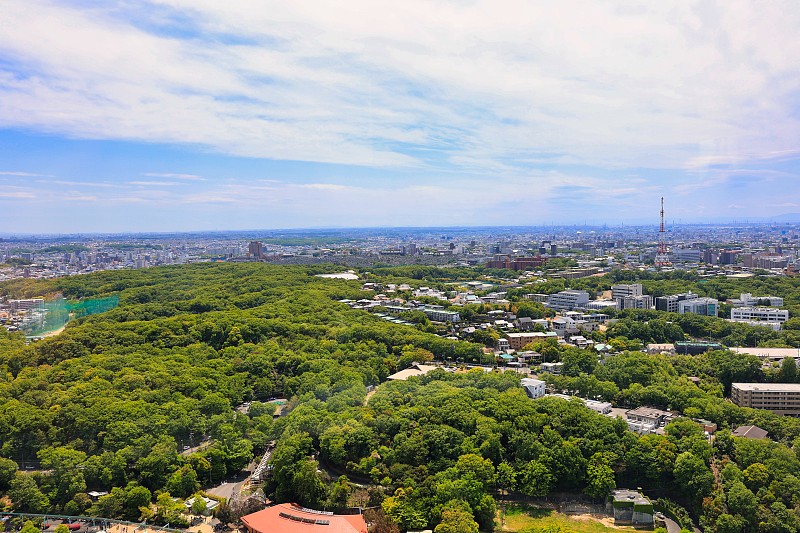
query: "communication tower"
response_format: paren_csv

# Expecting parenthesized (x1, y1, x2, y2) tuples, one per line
(654, 197, 671, 267)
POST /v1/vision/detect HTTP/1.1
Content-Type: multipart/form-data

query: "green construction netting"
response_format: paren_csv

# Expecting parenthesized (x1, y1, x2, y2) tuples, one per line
(22, 295, 119, 337)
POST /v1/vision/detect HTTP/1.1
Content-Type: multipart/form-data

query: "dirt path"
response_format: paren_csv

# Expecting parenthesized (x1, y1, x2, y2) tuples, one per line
(43, 325, 66, 337)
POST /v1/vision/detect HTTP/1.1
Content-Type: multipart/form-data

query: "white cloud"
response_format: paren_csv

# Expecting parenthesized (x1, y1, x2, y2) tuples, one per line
(0, 171, 53, 177)
(143, 172, 205, 180)
(126, 181, 181, 186)
(0, 0, 798, 175)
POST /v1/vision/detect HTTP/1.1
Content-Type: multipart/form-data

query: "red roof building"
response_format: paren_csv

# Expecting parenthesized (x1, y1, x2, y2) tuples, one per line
(241, 503, 368, 533)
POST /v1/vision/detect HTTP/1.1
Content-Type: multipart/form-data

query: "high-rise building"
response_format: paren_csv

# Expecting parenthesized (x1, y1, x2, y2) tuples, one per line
(248, 241, 264, 259)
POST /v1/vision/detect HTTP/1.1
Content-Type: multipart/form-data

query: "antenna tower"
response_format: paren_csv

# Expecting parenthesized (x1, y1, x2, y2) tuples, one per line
(655, 196, 671, 267)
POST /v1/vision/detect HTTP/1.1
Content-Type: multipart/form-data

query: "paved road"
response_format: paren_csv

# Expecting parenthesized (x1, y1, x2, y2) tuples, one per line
(663, 516, 681, 533)
(206, 478, 246, 501)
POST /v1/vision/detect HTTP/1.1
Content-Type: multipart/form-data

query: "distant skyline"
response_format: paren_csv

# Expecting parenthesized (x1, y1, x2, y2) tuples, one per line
(2, 1, 800, 233)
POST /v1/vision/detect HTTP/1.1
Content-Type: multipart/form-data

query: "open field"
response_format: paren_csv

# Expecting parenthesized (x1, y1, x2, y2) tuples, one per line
(499, 504, 640, 533)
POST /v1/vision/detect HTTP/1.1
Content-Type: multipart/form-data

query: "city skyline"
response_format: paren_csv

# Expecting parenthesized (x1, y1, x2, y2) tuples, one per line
(2, 1, 800, 232)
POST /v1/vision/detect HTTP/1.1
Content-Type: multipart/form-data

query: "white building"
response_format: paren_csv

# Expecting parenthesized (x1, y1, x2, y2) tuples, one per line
(540, 362, 564, 375)
(731, 293, 785, 307)
(619, 294, 653, 310)
(520, 378, 546, 399)
(420, 305, 461, 323)
(611, 284, 643, 299)
(731, 306, 789, 324)
(672, 248, 702, 262)
(678, 297, 719, 317)
(585, 299, 619, 311)
(546, 290, 590, 311)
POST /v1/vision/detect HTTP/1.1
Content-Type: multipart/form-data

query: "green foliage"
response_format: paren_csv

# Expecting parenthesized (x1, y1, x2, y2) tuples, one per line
(4, 263, 800, 531)
(434, 499, 479, 533)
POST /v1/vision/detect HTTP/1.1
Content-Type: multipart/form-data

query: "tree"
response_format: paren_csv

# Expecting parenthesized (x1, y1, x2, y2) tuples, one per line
(9, 474, 50, 513)
(165, 465, 200, 498)
(38, 446, 87, 505)
(326, 475, 350, 511)
(191, 496, 207, 515)
(742, 462, 770, 492)
(518, 461, 552, 497)
(382, 488, 428, 531)
(434, 500, 479, 533)
(725, 481, 758, 522)
(21, 522, 39, 533)
(585, 453, 616, 499)
(363, 508, 400, 533)
(0, 457, 18, 490)
(673, 452, 713, 501)
(291, 459, 326, 509)
(778, 356, 798, 383)
(55, 525, 70, 533)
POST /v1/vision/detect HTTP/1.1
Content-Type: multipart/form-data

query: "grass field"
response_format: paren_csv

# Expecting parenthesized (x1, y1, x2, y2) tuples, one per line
(499, 504, 640, 533)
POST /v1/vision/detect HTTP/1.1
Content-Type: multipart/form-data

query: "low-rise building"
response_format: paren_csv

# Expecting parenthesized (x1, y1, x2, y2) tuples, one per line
(625, 406, 675, 434)
(731, 425, 769, 439)
(730, 306, 789, 328)
(655, 292, 698, 313)
(242, 504, 367, 533)
(546, 290, 590, 311)
(540, 362, 564, 375)
(731, 383, 800, 415)
(618, 294, 653, 310)
(520, 378, 546, 399)
(646, 343, 676, 355)
(608, 489, 654, 527)
(611, 283, 643, 299)
(420, 305, 461, 323)
(678, 297, 719, 317)
(731, 293, 784, 307)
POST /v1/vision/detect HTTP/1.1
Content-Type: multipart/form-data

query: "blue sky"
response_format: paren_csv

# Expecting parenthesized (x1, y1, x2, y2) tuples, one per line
(1, 1, 800, 233)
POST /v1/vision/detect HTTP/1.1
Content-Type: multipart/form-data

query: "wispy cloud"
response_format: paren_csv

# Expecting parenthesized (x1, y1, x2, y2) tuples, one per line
(143, 172, 205, 180)
(0, 190, 35, 198)
(0, 171, 54, 177)
(1, 0, 799, 173)
(126, 180, 181, 186)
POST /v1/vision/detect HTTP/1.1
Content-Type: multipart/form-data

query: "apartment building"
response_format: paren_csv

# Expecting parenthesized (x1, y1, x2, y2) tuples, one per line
(419, 305, 461, 323)
(731, 383, 800, 415)
(505, 332, 555, 350)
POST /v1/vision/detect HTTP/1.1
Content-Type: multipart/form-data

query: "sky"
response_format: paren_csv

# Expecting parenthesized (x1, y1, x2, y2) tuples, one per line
(1, 1, 800, 233)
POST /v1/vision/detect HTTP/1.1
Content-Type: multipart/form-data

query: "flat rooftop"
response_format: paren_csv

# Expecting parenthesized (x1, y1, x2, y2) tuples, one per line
(732, 383, 800, 391)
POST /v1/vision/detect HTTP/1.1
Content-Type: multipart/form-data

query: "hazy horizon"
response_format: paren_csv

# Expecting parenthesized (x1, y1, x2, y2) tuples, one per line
(2, 1, 800, 232)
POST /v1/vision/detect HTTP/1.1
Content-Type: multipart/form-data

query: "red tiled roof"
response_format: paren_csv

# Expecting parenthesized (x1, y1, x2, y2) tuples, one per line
(241, 503, 368, 533)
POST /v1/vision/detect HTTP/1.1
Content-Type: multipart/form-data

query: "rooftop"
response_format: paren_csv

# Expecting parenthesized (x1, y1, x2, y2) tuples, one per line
(242, 503, 367, 533)
(732, 383, 800, 391)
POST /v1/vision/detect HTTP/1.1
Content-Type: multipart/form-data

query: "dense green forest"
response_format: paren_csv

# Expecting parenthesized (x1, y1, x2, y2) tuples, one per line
(2, 264, 800, 532)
